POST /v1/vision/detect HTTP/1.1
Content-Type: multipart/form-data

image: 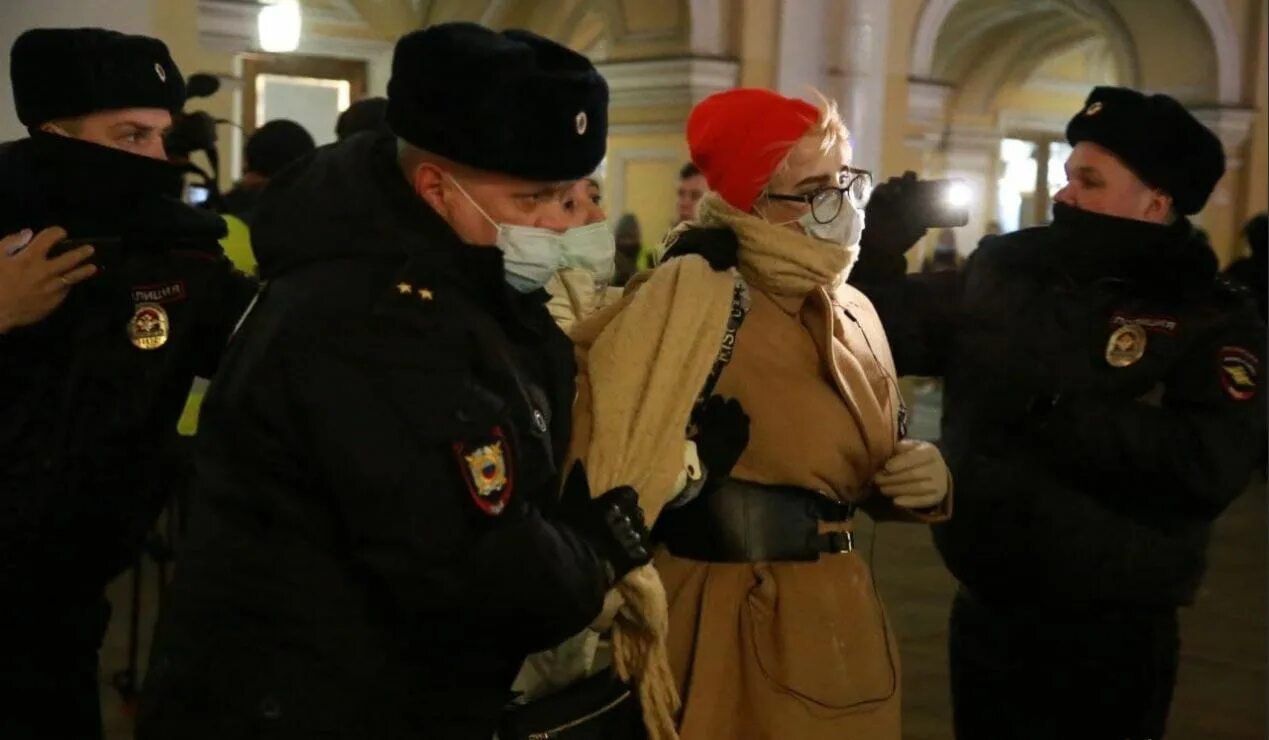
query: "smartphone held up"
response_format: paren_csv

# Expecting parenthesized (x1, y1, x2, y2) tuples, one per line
(908, 178, 972, 229)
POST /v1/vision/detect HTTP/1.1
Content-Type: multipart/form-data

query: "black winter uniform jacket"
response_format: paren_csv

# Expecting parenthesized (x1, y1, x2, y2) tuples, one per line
(0, 133, 255, 656)
(138, 133, 608, 740)
(852, 203, 1266, 609)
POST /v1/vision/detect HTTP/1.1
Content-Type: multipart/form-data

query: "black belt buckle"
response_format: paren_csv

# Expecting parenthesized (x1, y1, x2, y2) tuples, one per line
(826, 530, 854, 554)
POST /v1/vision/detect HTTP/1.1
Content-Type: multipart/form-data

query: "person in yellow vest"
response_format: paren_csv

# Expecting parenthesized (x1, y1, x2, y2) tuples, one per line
(178, 123, 313, 434)
(613, 212, 654, 286)
(175, 216, 257, 435)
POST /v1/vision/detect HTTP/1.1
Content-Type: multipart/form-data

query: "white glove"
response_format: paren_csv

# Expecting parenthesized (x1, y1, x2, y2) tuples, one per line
(874, 439, 949, 510)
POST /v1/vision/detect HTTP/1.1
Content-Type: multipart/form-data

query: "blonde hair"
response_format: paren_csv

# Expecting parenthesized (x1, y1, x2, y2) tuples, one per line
(759, 89, 851, 201)
(803, 88, 850, 158)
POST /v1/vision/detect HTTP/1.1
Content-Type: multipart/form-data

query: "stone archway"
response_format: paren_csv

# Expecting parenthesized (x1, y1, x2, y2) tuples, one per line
(910, 0, 1241, 104)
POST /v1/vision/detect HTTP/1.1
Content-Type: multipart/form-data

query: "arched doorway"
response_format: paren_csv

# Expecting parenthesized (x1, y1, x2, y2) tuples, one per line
(905, 0, 1251, 257)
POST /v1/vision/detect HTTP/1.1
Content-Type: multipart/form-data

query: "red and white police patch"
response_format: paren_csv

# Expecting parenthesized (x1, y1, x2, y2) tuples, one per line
(1218, 346, 1259, 402)
(454, 428, 514, 515)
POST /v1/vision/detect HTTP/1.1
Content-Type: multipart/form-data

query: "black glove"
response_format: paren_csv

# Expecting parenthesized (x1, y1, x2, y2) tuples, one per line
(856, 172, 927, 280)
(691, 396, 750, 481)
(558, 462, 653, 584)
(661, 226, 739, 271)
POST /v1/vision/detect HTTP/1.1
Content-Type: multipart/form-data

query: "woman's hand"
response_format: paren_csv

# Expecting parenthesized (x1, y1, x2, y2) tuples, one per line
(874, 439, 950, 510)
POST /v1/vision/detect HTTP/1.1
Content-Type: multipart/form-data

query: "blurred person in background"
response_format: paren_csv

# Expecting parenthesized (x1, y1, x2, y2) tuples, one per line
(335, 96, 390, 141)
(216, 119, 316, 280)
(922, 229, 963, 273)
(221, 118, 316, 224)
(613, 212, 644, 286)
(177, 122, 314, 443)
(675, 161, 707, 225)
(1224, 212, 1267, 322)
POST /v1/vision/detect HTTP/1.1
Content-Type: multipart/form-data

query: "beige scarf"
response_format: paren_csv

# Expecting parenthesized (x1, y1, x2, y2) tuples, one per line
(694, 191, 859, 293)
(569, 256, 735, 740)
(569, 193, 863, 738)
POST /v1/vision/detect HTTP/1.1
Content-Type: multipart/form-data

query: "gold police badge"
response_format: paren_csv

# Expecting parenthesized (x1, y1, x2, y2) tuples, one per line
(1105, 323, 1146, 367)
(128, 303, 170, 350)
(454, 430, 514, 515)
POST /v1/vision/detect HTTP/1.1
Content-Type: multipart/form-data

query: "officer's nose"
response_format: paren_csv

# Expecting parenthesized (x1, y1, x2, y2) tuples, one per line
(1052, 183, 1075, 207)
(141, 139, 169, 162)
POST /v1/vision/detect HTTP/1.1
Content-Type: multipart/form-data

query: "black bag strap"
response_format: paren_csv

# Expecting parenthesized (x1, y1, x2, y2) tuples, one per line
(689, 276, 750, 427)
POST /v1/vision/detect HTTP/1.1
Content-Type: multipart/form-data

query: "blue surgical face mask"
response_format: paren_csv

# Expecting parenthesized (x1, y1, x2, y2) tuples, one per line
(498, 226, 569, 293)
(558, 221, 616, 286)
(447, 175, 566, 292)
(449, 176, 614, 292)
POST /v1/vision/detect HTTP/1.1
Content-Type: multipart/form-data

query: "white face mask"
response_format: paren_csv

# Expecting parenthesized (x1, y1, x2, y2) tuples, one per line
(448, 176, 616, 293)
(777, 196, 865, 247)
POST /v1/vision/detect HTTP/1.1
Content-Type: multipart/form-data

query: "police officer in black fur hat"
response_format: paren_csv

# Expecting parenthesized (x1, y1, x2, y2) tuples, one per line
(138, 23, 655, 740)
(842, 86, 1267, 740)
(0, 27, 257, 740)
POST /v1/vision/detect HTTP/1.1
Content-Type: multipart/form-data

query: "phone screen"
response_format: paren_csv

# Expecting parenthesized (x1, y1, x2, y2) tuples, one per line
(913, 179, 971, 229)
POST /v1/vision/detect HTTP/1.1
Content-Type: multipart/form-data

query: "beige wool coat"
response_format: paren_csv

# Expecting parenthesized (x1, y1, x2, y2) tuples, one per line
(653, 198, 952, 739)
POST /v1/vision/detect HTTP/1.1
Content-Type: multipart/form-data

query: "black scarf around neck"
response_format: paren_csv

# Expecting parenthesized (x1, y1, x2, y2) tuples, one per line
(1046, 202, 1217, 298)
(0, 132, 224, 245)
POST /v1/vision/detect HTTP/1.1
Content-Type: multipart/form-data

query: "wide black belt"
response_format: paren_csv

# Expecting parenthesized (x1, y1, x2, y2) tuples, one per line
(654, 478, 856, 563)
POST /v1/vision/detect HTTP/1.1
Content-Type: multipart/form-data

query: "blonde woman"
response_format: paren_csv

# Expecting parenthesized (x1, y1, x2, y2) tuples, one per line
(661, 87, 956, 738)
(569, 88, 953, 739)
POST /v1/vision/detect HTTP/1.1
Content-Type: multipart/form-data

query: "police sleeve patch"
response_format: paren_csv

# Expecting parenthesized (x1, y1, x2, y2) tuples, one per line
(1218, 346, 1259, 401)
(453, 427, 515, 515)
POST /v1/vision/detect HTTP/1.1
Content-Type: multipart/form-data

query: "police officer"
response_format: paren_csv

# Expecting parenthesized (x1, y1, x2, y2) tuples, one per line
(850, 87, 1266, 739)
(0, 28, 257, 740)
(137, 23, 652, 740)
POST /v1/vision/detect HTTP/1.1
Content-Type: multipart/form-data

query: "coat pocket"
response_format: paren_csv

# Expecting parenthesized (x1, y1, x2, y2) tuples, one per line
(743, 558, 897, 711)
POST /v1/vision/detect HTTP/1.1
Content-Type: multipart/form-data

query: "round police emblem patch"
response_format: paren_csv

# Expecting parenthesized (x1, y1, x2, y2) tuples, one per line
(128, 303, 170, 350)
(1105, 324, 1146, 368)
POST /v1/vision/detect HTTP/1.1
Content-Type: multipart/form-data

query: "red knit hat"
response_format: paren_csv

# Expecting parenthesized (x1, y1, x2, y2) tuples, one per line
(687, 88, 820, 212)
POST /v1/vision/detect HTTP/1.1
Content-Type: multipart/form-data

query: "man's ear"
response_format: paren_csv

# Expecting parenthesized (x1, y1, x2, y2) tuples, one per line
(39, 122, 70, 137)
(1144, 189, 1174, 223)
(411, 161, 449, 215)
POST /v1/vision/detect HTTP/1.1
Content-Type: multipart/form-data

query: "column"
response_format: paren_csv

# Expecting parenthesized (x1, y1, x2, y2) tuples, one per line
(1194, 106, 1257, 264)
(775, 0, 827, 98)
(827, 0, 892, 173)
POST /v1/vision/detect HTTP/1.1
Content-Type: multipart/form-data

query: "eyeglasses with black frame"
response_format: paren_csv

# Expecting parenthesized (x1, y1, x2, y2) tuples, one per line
(764, 166, 873, 224)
